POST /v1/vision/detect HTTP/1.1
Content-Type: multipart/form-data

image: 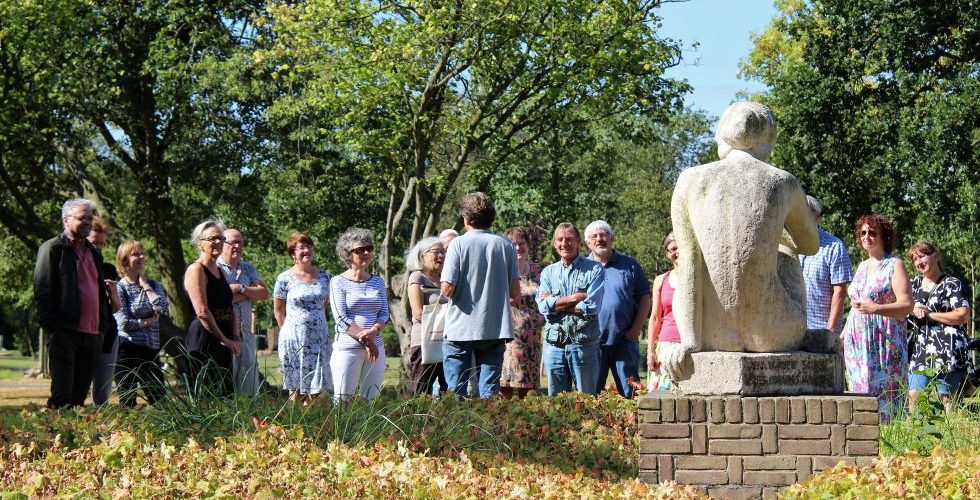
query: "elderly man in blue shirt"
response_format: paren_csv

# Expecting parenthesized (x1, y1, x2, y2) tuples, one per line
(536, 222, 605, 396)
(585, 220, 651, 399)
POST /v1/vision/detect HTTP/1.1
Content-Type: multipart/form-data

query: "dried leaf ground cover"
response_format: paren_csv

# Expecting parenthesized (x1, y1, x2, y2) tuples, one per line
(784, 451, 980, 499)
(0, 392, 704, 498)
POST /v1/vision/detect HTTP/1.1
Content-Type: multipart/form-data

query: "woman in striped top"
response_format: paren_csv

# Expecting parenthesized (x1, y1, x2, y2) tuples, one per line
(329, 228, 387, 400)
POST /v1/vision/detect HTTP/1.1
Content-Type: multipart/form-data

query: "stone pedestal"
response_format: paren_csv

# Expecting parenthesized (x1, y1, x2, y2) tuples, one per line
(676, 351, 843, 396)
(638, 393, 879, 499)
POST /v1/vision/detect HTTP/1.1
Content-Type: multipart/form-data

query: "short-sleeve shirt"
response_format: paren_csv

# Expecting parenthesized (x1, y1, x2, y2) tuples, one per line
(907, 275, 973, 373)
(408, 271, 443, 346)
(440, 229, 519, 341)
(589, 251, 651, 345)
(800, 228, 853, 330)
(217, 257, 263, 338)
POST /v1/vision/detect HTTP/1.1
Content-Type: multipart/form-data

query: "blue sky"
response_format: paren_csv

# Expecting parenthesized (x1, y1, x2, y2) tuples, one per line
(657, 0, 779, 118)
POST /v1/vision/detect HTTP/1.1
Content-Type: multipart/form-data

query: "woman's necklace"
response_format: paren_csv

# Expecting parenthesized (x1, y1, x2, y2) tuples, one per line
(518, 260, 531, 279)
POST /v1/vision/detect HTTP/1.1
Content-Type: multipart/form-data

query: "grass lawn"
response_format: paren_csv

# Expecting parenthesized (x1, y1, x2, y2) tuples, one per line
(256, 350, 404, 389)
(0, 351, 37, 381)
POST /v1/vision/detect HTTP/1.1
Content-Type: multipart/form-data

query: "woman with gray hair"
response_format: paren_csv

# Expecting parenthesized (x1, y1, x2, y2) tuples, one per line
(183, 219, 239, 397)
(405, 236, 448, 395)
(329, 228, 387, 400)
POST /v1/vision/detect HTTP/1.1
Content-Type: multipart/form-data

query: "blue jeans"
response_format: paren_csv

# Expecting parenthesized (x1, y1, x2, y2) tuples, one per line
(909, 370, 965, 395)
(543, 339, 600, 396)
(596, 339, 640, 398)
(442, 339, 505, 398)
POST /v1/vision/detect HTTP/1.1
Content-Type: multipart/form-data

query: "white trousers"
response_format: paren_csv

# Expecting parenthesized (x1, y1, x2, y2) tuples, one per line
(330, 346, 385, 400)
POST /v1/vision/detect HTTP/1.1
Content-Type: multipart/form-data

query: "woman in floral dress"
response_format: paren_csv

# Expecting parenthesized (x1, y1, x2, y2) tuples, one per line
(500, 227, 545, 398)
(906, 241, 972, 411)
(274, 232, 332, 404)
(841, 214, 913, 421)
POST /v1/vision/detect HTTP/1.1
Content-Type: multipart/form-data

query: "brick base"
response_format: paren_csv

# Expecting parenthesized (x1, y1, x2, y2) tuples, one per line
(638, 393, 878, 498)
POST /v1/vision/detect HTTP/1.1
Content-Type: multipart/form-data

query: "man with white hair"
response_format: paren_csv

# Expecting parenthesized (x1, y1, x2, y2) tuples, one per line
(799, 195, 852, 333)
(34, 198, 117, 408)
(585, 220, 651, 398)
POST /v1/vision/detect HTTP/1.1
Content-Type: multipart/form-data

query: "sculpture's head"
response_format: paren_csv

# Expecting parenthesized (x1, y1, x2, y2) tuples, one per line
(715, 102, 777, 162)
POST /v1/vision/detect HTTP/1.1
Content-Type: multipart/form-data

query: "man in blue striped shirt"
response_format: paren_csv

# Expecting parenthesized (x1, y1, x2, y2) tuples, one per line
(799, 195, 853, 333)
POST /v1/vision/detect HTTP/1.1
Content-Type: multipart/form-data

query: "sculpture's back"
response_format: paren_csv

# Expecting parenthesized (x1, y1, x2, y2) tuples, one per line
(665, 102, 819, 380)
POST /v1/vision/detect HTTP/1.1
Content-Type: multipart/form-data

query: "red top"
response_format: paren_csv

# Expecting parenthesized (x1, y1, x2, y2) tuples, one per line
(73, 241, 101, 334)
(657, 270, 680, 343)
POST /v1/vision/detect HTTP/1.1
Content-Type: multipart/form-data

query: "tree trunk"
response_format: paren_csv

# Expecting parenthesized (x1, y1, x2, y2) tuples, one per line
(140, 175, 192, 329)
(387, 272, 413, 384)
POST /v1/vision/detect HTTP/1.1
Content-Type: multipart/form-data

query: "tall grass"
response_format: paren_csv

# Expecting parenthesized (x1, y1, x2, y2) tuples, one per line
(880, 376, 980, 455)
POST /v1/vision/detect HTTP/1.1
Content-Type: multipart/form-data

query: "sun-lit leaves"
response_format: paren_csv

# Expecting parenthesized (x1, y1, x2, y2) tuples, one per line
(786, 452, 980, 499)
(0, 394, 706, 498)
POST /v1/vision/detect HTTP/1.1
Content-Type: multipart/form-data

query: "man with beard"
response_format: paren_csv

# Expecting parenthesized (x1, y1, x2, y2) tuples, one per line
(585, 220, 650, 398)
(34, 199, 116, 408)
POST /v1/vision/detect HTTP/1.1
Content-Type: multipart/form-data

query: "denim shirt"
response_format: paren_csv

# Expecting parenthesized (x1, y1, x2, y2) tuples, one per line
(536, 256, 605, 346)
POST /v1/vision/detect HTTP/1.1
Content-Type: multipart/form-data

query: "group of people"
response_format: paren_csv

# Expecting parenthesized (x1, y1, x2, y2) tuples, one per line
(796, 197, 974, 420)
(405, 193, 653, 400)
(33, 191, 976, 412)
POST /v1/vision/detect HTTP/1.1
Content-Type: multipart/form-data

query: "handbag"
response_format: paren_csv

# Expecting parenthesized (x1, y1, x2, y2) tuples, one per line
(420, 298, 447, 364)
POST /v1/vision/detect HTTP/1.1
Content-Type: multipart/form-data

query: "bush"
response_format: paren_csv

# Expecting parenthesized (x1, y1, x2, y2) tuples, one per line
(381, 324, 400, 357)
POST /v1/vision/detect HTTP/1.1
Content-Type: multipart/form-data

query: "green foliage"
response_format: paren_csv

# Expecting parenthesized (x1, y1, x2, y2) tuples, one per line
(256, 0, 689, 276)
(742, 0, 980, 290)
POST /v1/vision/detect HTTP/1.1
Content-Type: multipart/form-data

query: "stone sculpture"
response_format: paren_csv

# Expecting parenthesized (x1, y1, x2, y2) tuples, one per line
(663, 102, 819, 380)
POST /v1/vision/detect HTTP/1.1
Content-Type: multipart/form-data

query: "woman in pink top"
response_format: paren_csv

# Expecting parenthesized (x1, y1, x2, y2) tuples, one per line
(647, 232, 680, 391)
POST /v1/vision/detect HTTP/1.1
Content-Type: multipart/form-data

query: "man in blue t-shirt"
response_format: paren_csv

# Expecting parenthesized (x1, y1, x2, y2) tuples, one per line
(799, 195, 853, 334)
(440, 192, 520, 398)
(585, 220, 651, 399)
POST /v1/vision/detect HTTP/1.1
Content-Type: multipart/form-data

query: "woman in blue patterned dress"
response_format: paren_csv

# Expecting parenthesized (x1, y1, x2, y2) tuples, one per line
(841, 214, 913, 422)
(906, 241, 972, 411)
(329, 227, 387, 401)
(273, 232, 332, 404)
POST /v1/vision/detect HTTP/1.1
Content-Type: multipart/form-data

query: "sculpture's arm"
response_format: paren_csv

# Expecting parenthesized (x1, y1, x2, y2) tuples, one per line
(669, 173, 703, 356)
(783, 182, 819, 255)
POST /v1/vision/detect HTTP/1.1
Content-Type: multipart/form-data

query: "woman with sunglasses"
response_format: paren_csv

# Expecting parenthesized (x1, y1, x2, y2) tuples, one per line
(329, 228, 387, 400)
(405, 236, 449, 396)
(841, 214, 913, 421)
(184, 219, 240, 397)
(906, 241, 972, 411)
(273, 232, 333, 404)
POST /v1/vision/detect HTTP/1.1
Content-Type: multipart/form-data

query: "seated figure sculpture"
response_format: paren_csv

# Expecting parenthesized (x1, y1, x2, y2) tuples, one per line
(664, 102, 819, 381)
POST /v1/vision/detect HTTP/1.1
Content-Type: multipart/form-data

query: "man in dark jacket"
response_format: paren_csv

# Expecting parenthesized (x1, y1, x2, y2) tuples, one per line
(34, 198, 116, 408)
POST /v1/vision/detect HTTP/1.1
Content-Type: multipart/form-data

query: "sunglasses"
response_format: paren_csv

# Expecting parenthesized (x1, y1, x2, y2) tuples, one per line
(351, 246, 374, 255)
(859, 230, 878, 237)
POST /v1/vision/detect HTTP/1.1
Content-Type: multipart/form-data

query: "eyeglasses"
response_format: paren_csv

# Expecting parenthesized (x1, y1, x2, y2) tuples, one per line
(426, 248, 446, 255)
(351, 246, 374, 255)
(225, 240, 244, 247)
(859, 230, 878, 237)
(199, 235, 226, 243)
